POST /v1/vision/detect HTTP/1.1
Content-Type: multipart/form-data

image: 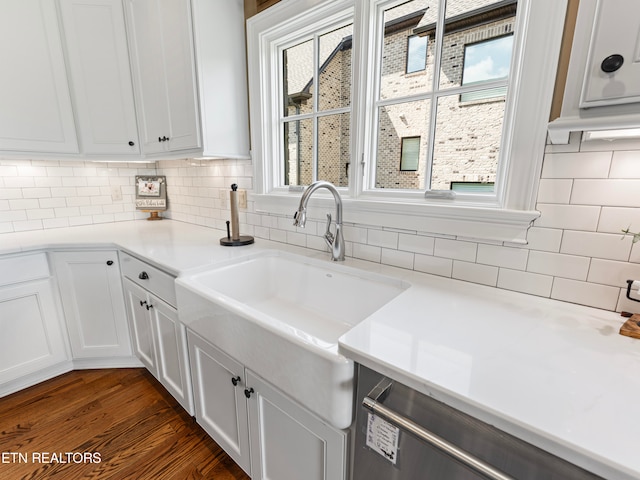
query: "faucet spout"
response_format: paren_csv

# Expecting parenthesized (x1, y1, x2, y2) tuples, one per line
(293, 181, 345, 261)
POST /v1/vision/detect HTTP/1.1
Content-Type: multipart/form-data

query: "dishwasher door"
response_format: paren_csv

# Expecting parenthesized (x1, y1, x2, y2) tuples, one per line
(352, 364, 602, 480)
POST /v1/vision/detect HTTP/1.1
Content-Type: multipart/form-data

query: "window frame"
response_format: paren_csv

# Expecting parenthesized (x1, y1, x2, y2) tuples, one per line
(247, 0, 568, 244)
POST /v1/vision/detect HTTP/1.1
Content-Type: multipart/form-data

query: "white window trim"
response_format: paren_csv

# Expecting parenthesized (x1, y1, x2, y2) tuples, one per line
(247, 0, 567, 244)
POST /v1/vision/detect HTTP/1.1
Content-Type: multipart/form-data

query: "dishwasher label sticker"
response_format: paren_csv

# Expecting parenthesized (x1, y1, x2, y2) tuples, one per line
(366, 413, 399, 464)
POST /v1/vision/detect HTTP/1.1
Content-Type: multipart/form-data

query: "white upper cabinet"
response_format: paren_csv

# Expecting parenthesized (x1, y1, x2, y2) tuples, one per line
(125, 0, 201, 155)
(548, 0, 640, 143)
(58, 0, 140, 155)
(0, 0, 78, 153)
(579, 0, 640, 108)
(191, 0, 250, 159)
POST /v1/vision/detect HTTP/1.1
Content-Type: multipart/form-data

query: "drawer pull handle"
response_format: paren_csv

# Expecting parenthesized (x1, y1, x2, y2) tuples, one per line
(106, 260, 114, 266)
(139, 300, 147, 307)
(363, 379, 514, 480)
(146, 304, 153, 311)
(139, 271, 149, 280)
(244, 387, 254, 399)
(231, 376, 241, 386)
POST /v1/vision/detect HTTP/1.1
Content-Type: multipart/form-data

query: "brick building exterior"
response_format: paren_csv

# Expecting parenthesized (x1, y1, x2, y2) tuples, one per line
(284, 0, 515, 191)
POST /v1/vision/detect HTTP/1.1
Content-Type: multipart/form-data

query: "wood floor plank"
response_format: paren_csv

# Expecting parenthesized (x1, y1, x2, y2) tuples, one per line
(0, 369, 251, 480)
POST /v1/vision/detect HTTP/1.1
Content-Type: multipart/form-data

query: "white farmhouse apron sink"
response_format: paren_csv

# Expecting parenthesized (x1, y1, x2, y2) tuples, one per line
(175, 250, 409, 429)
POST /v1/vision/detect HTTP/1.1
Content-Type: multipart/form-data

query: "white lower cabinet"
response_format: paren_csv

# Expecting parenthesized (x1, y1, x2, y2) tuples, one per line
(0, 253, 70, 396)
(52, 251, 133, 364)
(187, 330, 348, 480)
(120, 252, 193, 415)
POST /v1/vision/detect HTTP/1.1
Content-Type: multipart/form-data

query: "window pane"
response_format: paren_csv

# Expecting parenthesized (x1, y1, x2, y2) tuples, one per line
(431, 94, 504, 191)
(283, 118, 313, 186)
(318, 113, 350, 187)
(406, 35, 427, 74)
(375, 100, 430, 190)
(380, 0, 433, 100)
(438, 0, 517, 90)
(318, 24, 353, 111)
(283, 39, 313, 118)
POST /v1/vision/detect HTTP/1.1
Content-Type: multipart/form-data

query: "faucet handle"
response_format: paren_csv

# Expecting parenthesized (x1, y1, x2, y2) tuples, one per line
(324, 213, 334, 243)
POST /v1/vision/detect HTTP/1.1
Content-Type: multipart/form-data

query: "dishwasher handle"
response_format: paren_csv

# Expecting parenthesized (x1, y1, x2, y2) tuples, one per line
(363, 390, 515, 480)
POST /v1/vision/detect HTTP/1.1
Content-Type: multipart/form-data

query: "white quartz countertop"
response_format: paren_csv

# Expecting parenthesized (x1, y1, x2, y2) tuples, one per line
(2, 220, 638, 479)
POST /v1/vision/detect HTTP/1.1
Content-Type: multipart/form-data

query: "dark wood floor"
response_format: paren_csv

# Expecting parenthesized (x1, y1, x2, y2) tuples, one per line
(0, 368, 251, 480)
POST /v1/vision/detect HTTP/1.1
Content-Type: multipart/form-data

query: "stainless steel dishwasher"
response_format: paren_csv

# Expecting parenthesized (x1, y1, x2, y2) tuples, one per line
(352, 364, 603, 480)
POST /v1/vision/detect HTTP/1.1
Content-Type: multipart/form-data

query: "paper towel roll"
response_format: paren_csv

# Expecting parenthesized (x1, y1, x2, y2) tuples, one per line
(230, 184, 240, 241)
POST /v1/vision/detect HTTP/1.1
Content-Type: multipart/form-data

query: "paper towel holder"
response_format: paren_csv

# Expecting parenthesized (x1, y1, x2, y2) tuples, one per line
(220, 184, 254, 246)
(625, 279, 640, 303)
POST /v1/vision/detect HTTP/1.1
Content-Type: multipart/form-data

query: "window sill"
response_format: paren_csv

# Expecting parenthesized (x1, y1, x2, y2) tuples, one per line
(252, 192, 539, 244)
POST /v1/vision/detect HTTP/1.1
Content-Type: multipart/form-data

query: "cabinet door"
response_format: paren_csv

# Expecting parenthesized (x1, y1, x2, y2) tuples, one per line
(187, 330, 251, 475)
(0, 280, 69, 386)
(149, 295, 193, 414)
(125, 0, 200, 154)
(0, 0, 78, 153)
(53, 251, 131, 359)
(246, 370, 348, 480)
(59, 0, 140, 155)
(123, 278, 157, 375)
(580, 0, 640, 107)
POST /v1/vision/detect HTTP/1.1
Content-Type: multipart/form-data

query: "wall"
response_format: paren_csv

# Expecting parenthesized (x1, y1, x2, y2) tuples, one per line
(159, 134, 640, 314)
(2, 136, 640, 314)
(0, 159, 154, 233)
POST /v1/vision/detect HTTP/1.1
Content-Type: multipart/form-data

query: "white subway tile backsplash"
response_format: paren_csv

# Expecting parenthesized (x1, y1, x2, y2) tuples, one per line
(381, 248, 414, 270)
(477, 244, 528, 270)
(534, 204, 600, 231)
(3, 176, 35, 188)
(536, 179, 572, 204)
(561, 230, 632, 261)
(541, 151, 611, 178)
(587, 258, 640, 288)
(497, 269, 553, 297)
(13, 220, 43, 232)
(9, 199, 39, 210)
(524, 227, 562, 252)
(434, 238, 477, 262)
(527, 250, 590, 280)
(22, 188, 51, 199)
(414, 254, 452, 277)
(367, 228, 398, 249)
(26, 208, 54, 220)
(571, 179, 640, 207)
(352, 243, 381, 263)
(598, 207, 640, 234)
(43, 218, 70, 229)
(452, 260, 498, 286)
(398, 233, 435, 255)
(609, 151, 640, 178)
(551, 278, 619, 310)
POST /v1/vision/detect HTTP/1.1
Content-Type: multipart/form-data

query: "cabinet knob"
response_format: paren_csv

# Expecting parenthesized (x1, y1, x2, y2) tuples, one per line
(145, 304, 153, 311)
(231, 376, 241, 386)
(128, 141, 135, 146)
(106, 260, 114, 266)
(140, 300, 147, 307)
(139, 271, 149, 280)
(158, 136, 162, 142)
(601, 54, 624, 73)
(244, 387, 254, 399)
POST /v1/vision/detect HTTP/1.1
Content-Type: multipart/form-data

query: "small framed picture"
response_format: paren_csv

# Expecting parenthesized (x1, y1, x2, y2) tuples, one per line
(135, 175, 167, 212)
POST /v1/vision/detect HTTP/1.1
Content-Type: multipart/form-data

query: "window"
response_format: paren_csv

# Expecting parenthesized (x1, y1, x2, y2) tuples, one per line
(461, 34, 514, 102)
(400, 137, 420, 171)
(282, 23, 353, 187)
(247, 0, 567, 243)
(406, 35, 428, 73)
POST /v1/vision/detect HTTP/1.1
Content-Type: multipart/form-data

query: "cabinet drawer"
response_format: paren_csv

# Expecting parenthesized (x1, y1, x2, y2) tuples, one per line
(119, 252, 176, 307)
(0, 253, 50, 287)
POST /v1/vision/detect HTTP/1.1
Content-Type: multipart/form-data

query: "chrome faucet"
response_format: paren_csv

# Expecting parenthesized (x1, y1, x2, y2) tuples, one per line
(293, 181, 345, 261)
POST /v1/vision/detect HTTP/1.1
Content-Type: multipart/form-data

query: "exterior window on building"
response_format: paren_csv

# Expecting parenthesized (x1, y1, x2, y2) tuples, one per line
(460, 34, 514, 102)
(400, 137, 420, 171)
(406, 35, 428, 73)
(281, 22, 353, 188)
